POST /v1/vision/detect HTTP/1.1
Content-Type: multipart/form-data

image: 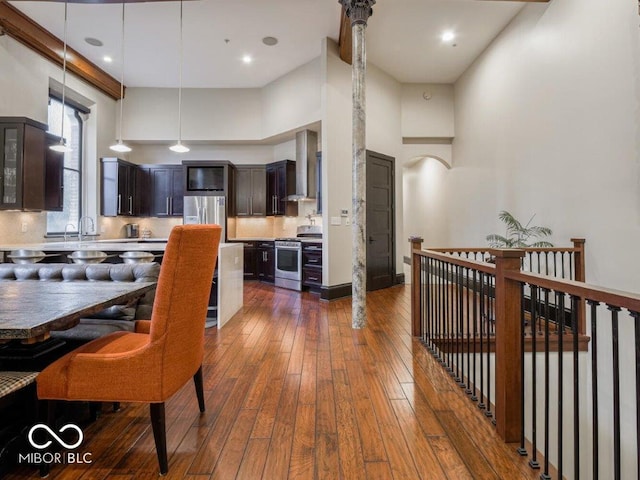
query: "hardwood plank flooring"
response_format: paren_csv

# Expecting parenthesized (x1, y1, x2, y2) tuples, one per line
(4, 282, 539, 479)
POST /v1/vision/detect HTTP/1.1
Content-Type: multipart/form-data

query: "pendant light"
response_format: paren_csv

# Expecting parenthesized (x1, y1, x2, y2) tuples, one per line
(110, 2, 131, 153)
(169, 0, 189, 153)
(50, 0, 72, 153)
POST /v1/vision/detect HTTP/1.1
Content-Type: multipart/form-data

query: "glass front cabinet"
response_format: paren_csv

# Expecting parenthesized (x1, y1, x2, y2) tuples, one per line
(0, 117, 48, 210)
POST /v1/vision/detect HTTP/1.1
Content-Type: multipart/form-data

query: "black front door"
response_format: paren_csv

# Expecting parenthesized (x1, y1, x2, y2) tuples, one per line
(366, 150, 395, 291)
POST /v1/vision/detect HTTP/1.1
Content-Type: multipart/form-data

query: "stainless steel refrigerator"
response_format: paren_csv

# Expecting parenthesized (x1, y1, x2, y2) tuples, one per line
(183, 195, 226, 241)
(183, 195, 225, 328)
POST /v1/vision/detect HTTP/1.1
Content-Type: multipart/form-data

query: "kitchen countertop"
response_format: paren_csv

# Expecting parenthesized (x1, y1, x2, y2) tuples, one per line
(0, 240, 237, 253)
(229, 237, 322, 244)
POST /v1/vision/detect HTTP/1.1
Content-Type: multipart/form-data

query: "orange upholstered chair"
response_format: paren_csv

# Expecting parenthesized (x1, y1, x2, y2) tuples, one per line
(36, 224, 221, 475)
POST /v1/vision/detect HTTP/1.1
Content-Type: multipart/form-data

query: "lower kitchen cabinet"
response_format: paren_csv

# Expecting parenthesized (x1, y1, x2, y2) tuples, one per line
(257, 241, 275, 283)
(302, 242, 322, 290)
(242, 241, 257, 280)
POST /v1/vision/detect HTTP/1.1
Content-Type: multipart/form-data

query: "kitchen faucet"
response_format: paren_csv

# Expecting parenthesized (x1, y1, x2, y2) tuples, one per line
(78, 216, 95, 243)
(64, 223, 76, 242)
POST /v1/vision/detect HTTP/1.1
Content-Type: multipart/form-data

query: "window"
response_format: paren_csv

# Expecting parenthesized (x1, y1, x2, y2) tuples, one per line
(46, 96, 85, 234)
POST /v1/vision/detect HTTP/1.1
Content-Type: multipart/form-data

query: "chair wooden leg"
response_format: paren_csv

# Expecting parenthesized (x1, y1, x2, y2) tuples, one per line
(89, 402, 101, 422)
(149, 403, 168, 475)
(39, 400, 57, 478)
(193, 366, 205, 413)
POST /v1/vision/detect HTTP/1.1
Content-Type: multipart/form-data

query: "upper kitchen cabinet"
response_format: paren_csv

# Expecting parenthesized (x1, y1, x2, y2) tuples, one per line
(235, 165, 266, 217)
(0, 117, 47, 210)
(266, 160, 297, 217)
(101, 157, 141, 216)
(146, 165, 184, 217)
(44, 133, 64, 212)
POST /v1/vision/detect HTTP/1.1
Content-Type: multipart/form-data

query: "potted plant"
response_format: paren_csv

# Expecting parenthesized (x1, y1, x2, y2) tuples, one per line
(486, 211, 553, 248)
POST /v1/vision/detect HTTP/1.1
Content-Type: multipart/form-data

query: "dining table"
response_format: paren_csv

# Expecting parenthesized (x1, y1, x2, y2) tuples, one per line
(0, 281, 156, 341)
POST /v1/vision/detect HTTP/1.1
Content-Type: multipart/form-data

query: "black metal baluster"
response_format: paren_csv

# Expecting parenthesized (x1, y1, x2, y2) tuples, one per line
(437, 259, 443, 360)
(456, 265, 462, 383)
(544, 252, 549, 276)
(479, 272, 485, 410)
(464, 266, 471, 392)
(528, 252, 533, 273)
(518, 281, 528, 457)
(529, 285, 540, 468)
(446, 263, 453, 374)
(631, 310, 640, 480)
(558, 292, 565, 480)
(537, 252, 541, 274)
(588, 300, 599, 480)
(609, 305, 621, 480)
(486, 274, 493, 418)
(471, 269, 478, 401)
(553, 252, 557, 278)
(423, 257, 429, 346)
(561, 252, 566, 279)
(572, 295, 580, 480)
(541, 289, 552, 480)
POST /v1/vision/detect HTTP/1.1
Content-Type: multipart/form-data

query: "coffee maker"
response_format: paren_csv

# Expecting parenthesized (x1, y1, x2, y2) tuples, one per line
(124, 223, 139, 238)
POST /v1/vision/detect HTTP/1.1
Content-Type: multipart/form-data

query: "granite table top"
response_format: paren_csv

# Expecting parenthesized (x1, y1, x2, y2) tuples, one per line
(0, 281, 156, 340)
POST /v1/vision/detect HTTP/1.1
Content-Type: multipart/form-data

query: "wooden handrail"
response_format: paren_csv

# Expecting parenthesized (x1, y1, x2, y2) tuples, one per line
(413, 248, 497, 274)
(505, 269, 640, 314)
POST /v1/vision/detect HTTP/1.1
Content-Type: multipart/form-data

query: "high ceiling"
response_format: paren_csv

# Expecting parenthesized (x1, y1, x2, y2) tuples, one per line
(9, 0, 525, 88)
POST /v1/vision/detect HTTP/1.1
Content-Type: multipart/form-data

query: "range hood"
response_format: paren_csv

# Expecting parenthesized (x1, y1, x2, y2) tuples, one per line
(287, 130, 318, 201)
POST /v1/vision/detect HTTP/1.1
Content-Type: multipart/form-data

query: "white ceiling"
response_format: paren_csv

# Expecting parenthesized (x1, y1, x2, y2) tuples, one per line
(10, 0, 524, 88)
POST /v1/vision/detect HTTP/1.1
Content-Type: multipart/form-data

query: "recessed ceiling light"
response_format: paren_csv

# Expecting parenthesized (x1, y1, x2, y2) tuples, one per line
(262, 36, 278, 46)
(441, 31, 456, 43)
(84, 37, 103, 47)
(242, 55, 252, 64)
(103, 56, 113, 63)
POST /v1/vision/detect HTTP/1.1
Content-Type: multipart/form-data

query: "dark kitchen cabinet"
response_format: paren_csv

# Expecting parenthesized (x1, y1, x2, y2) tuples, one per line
(302, 242, 322, 290)
(235, 165, 266, 217)
(147, 165, 184, 217)
(266, 160, 297, 217)
(257, 241, 275, 283)
(101, 157, 141, 216)
(44, 133, 64, 212)
(0, 117, 48, 211)
(241, 241, 258, 280)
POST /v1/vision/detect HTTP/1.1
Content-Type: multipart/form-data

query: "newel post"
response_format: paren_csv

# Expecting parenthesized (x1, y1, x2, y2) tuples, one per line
(410, 236, 424, 337)
(492, 248, 525, 443)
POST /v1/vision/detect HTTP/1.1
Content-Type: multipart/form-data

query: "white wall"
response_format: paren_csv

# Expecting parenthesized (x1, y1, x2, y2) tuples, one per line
(401, 83, 454, 139)
(404, 0, 640, 292)
(322, 38, 404, 287)
(122, 87, 262, 142)
(122, 57, 321, 143)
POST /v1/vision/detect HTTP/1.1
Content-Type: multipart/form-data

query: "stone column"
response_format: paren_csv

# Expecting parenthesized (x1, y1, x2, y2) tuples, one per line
(339, 0, 375, 329)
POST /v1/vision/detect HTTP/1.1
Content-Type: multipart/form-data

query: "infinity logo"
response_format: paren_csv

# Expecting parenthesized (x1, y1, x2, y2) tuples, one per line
(28, 424, 84, 450)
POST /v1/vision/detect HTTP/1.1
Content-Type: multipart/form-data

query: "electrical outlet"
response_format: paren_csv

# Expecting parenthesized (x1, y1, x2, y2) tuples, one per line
(21, 222, 27, 233)
(345, 217, 351, 226)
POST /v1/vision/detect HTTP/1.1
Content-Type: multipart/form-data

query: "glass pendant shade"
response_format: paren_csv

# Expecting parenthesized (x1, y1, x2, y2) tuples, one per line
(170, 0, 188, 153)
(169, 141, 189, 153)
(50, 1, 72, 153)
(110, 3, 131, 154)
(109, 140, 132, 153)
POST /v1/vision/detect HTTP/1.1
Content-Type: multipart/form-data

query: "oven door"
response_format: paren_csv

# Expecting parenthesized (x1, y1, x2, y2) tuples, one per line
(275, 246, 301, 281)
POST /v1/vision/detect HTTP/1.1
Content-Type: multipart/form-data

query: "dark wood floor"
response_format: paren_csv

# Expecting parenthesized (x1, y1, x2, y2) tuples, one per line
(5, 282, 539, 479)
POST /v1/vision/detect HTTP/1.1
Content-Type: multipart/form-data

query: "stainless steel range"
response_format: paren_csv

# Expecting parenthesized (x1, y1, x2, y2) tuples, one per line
(274, 225, 322, 291)
(274, 239, 302, 291)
